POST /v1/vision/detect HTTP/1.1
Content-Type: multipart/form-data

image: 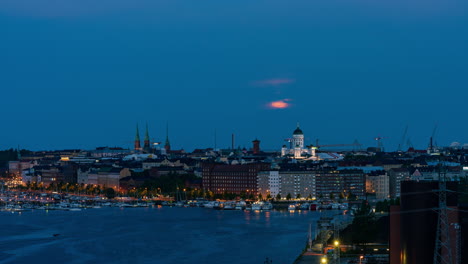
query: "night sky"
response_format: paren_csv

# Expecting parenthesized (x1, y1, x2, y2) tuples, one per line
(1, 0, 467, 151)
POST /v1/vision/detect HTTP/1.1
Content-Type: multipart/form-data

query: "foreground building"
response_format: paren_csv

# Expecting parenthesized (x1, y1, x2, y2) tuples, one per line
(389, 181, 466, 264)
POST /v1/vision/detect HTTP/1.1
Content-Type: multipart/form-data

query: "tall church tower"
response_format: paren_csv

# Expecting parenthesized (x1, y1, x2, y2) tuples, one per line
(164, 123, 171, 152)
(134, 124, 141, 151)
(143, 124, 151, 152)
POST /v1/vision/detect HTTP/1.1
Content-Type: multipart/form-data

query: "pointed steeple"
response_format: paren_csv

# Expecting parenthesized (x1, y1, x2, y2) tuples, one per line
(164, 122, 171, 152)
(134, 124, 141, 151)
(144, 123, 150, 142)
(135, 124, 140, 141)
(143, 123, 151, 152)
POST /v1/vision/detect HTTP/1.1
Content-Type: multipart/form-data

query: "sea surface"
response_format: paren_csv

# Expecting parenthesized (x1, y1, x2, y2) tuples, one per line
(0, 207, 323, 264)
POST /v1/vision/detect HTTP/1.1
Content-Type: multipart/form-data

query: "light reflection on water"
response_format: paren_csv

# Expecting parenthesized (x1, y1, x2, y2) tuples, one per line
(0, 207, 322, 264)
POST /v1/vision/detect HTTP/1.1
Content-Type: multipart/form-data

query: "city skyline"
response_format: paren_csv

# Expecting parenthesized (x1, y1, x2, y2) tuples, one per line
(0, 121, 465, 152)
(2, 0, 468, 151)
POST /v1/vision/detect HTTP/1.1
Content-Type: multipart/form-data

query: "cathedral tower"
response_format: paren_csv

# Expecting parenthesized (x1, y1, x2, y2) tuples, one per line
(164, 123, 171, 152)
(143, 123, 151, 152)
(134, 124, 141, 151)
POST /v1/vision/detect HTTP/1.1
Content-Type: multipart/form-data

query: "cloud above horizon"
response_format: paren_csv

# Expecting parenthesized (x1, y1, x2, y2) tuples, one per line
(251, 78, 295, 87)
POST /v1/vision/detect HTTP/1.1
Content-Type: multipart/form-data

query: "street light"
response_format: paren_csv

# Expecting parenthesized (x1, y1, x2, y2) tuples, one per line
(359, 255, 364, 264)
(321, 256, 328, 264)
(334, 240, 340, 264)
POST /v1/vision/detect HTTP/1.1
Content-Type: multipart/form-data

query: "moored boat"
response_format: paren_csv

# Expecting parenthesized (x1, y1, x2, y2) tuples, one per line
(251, 201, 263, 210)
(262, 202, 273, 210)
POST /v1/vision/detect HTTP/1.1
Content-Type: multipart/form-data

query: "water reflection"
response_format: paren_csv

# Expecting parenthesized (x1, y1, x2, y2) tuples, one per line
(244, 210, 251, 224)
(0, 207, 323, 264)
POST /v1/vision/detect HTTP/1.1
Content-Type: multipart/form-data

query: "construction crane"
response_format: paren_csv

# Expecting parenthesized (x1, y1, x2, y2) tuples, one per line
(398, 125, 408, 152)
(374, 136, 388, 152)
(314, 139, 362, 150)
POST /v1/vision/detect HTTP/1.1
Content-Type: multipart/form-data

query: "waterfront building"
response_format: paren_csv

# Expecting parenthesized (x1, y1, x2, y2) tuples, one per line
(61, 162, 78, 184)
(315, 169, 365, 200)
(202, 163, 270, 195)
(257, 171, 280, 198)
(87, 167, 131, 189)
(260, 168, 364, 200)
(21, 167, 39, 184)
(77, 167, 90, 185)
(36, 165, 63, 186)
(278, 170, 316, 199)
(9, 159, 36, 178)
(97, 167, 123, 189)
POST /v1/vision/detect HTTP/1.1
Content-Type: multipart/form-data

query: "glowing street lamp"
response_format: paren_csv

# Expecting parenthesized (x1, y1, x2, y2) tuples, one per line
(334, 240, 340, 264)
(321, 256, 328, 264)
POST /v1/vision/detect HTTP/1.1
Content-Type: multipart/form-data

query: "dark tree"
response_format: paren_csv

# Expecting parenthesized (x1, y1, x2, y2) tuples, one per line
(104, 188, 116, 199)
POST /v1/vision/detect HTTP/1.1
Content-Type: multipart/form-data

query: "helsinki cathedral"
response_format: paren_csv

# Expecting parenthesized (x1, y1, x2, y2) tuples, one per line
(281, 124, 317, 159)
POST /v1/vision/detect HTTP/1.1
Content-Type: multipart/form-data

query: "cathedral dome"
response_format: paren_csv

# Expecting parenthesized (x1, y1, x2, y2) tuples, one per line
(293, 127, 303, 135)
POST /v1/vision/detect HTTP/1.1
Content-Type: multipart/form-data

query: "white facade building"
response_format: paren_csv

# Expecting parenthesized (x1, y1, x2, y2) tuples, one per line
(366, 173, 389, 200)
(258, 170, 316, 199)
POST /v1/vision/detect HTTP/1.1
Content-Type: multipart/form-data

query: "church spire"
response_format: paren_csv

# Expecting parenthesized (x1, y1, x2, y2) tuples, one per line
(143, 123, 151, 152)
(134, 124, 141, 151)
(164, 122, 171, 152)
(144, 123, 150, 142)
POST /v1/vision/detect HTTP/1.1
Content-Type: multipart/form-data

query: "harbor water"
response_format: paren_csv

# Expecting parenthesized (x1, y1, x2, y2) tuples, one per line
(0, 207, 322, 264)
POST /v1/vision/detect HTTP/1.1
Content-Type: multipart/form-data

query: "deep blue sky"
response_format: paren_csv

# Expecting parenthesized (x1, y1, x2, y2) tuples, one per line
(1, 0, 467, 151)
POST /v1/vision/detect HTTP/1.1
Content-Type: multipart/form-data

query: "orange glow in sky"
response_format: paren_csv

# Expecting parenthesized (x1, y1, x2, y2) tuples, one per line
(269, 100, 290, 109)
